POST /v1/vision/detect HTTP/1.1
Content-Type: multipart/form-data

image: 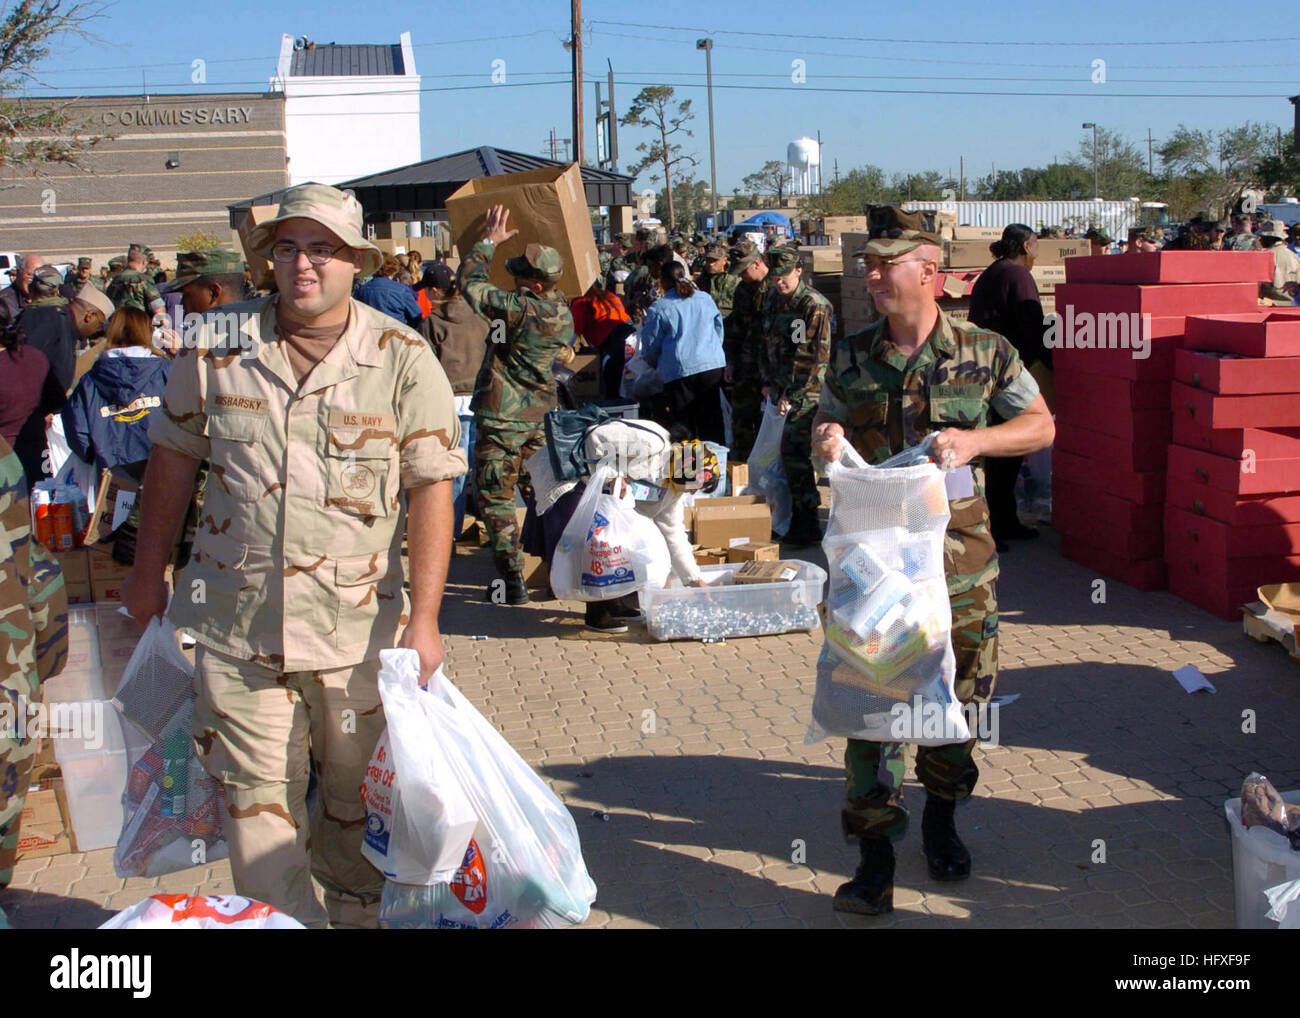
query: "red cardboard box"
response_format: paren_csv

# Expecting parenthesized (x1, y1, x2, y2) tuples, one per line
(1053, 282, 1260, 318)
(1170, 418, 1300, 460)
(1055, 515, 1164, 560)
(1054, 393, 1172, 443)
(1166, 565, 1264, 621)
(1049, 318, 1184, 380)
(1183, 312, 1300, 358)
(1167, 443, 1300, 496)
(1055, 420, 1169, 473)
(1062, 250, 1274, 286)
(1165, 478, 1300, 527)
(1174, 348, 1300, 395)
(1165, 540, 1300, 601)
(1172, 381, 1300, 431)
(1166, 505, 1300, 560)
(1052, 478, 1165, 543)
(1058, 537, 1167, 591)
(1053, 448, 1166, 504)
(1049, 367, 1171, 409)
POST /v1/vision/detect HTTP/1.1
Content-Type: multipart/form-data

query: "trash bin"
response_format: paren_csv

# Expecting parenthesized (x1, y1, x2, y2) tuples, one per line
(1224, 790, 1300, 929)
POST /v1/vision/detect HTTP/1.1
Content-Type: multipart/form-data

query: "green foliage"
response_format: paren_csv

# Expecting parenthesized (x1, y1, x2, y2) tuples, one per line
(175, 228, 225, 252)
(621, 86, 698, 230)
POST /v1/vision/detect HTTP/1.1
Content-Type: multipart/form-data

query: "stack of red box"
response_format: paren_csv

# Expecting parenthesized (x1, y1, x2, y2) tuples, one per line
(1165, 310, 1300, 618)
(1049, 251, 1272, 591)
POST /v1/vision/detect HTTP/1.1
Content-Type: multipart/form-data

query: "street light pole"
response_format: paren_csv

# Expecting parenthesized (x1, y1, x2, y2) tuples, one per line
(1083, 122, 1098, 199)
(697, 37, 718, 234)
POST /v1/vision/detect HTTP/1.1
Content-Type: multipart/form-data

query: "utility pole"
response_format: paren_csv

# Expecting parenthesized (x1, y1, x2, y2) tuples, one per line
(571, 0, 583, 165)
(959, 156, 964, 200)
(1083, 122, 1099, 199)
(834, 159, 839, 184)
(696, 38, 718, 232)
(1147, 128, 1154, 175)
(607, 61, 618, 172)
(562, 138, 571, 162)
(816, 129, 824, 196)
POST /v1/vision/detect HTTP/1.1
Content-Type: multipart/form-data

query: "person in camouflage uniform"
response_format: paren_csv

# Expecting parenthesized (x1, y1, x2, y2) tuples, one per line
(812, 207, 1054, 916)
(606, 232, 635, 292)
(697, 242, 738, 321)
(0, 434, 68, 888)
(106, 242, 165, 315)
(759, 246, 833, 545)
(461, 204, 574, 605)
(724, 240, 770, 461)
(123, 183, 464, 928)
(1225, 213, 1261, 251)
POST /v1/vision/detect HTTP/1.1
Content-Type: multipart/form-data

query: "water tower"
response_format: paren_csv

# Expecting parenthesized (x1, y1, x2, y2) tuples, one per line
(787, 138, 820, 196)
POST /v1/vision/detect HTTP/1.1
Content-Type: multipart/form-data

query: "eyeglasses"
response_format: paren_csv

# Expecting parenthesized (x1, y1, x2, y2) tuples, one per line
(270, 241, 349, 265)
(863, 256, 933, 274)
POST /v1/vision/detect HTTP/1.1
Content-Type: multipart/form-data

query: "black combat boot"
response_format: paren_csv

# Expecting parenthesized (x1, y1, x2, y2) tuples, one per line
(486, 572, 530, 605)
(921, 795, 971, 881)
(832, 837, 894, 915)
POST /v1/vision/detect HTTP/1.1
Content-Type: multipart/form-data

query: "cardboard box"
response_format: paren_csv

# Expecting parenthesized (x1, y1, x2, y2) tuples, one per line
(953, 226, 1003, 240)
(726, 462, 748, 494)
(1165, 540, 1300, 602)
(1055, 513, 1164, 561)
(54, 548, 92, 604)
(1054, 421, 1169, 473)
(841, 275, 869, 301)
(1166, 443, 1300, 497)
(1035, 239, 1087, 264)
(15, 776, 73, 860)
(1063, 250, 1274, 286)
(568, 351, 600, 400)
(445, 163, 599, 300)
(237, 203, 279, 290)
(1031, 264, 1067, 293)
(1167, 564, 1260, 621)
(841, 234, 871, 272)
(797, 246, 843, 274)
(1170, 417, 1300, 460)
(945, 239, 993, 269)
(1054, 393, 1172, 443)
(732, 560, 801, 584)
(1183, 312, 1300, 358)
(1166, 505, 1300, 560)
(1175, 349, 1300, 395)
(1165, 479, 1300, 527)
(1053, 282, 1260, 318)
(1173, 381, 1300, 431)
(88, 549, 132, 603)
(693, 547, 728, 566)
(1058, 537, 1167, 591)
(692, 496, 772, 549)
(1258, 583, 1300, 630)
(726, 542, 779, 563)
(1053, 449, 1166, 505)
(85, 469, 138, 551)
(1050, 367, 1171, 408)
(1052, 479, 1165, 544)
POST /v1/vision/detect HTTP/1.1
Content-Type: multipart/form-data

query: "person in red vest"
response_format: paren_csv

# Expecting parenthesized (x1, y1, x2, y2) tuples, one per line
(570, 257, 634, 399)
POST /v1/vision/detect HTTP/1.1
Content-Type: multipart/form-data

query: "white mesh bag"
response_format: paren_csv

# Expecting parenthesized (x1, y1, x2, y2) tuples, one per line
(806, 437, 969, 746)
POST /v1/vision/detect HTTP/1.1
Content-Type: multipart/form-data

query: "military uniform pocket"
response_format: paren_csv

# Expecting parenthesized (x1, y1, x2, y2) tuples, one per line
(334, 552, 386, 649)
(188, 529, 254, 638)
(206, 412, 269, 501)
(325, 426, 393, 518)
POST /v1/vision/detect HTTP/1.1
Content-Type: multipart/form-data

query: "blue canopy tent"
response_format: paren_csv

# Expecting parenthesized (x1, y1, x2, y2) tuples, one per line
(735, 211, 793, 239)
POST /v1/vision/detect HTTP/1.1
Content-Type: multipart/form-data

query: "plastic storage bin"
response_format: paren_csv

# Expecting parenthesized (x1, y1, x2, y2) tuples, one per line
(1224, 790, 1300, 929)
(643, 560, 826, 641)
(53, 701, 146, 851)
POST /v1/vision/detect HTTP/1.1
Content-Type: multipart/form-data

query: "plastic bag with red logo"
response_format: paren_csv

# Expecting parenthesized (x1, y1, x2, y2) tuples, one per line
(367, 650, 597, 929)
(98, 893, 304, 929)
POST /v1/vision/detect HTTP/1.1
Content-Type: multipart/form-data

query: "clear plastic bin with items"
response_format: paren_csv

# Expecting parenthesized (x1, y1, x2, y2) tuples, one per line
(642, 560, 826, 641)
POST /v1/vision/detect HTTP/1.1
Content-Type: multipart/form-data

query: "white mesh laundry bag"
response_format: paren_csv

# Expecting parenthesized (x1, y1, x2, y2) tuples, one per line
(806, 437, 968, 746)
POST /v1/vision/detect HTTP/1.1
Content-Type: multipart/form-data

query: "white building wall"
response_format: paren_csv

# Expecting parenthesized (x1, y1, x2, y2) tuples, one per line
(904, 200, 1141, 239)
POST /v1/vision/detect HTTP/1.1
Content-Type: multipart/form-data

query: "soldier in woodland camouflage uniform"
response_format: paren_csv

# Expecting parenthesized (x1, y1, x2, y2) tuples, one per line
(106, 242, 165, 315)
(812, 207, 1055, 916)
(697, 242, 738, 321)
(123, 183, 465, 928)
(1225, 213, 1261, 251)
(0, 435, 68, 888)
(723, 240, 770, 461)
(759, 246, 833, 545)
(460, 205, 574, 606)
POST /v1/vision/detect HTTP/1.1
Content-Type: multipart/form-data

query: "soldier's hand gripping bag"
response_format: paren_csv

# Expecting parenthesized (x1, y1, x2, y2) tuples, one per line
(805, 439, 969, 746)
(364, 650, 597, 929)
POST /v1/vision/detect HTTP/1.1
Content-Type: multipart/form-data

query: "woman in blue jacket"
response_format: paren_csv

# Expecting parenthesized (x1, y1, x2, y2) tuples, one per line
(640, 255, 726, 444)
(62, 306, 172, 475)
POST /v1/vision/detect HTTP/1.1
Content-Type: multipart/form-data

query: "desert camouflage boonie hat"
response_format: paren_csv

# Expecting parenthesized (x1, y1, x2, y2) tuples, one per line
(764, 246, 802, 276)
(728, 240, 761, 275)
(506, 243, 564, 285)
(245, 184, 384, 277)
(1261, 219, 1289, 242)
(162, 248, 246, 291)
(852, 206, 943, 258)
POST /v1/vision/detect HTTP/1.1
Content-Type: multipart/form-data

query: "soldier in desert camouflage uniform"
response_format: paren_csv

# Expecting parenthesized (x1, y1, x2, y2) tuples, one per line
(812, 206, 1055, 916)
(122, 183, 465, 929)
(460, 204, 574, 606)
(759, 246, 833, 545)
(106, 242, 165, 315)
(0, 435, 68, 888)
(723, 240, 770, 462)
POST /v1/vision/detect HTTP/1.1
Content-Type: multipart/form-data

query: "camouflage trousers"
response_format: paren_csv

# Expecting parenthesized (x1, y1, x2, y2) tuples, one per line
(193, 645, 387, 929)
(842, 580, 999, 841)
(729, 379, 763, 464)
(779, 395, 820, 516)
(475, 421, 545, 578)
(0, 688, 37, 887)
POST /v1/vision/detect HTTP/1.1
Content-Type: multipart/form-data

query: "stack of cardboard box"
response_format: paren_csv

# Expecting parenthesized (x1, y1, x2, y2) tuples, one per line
(801, 216, 868, 247)
(1051, 251, 1273, 593)
(1165, 310, 1300, 618)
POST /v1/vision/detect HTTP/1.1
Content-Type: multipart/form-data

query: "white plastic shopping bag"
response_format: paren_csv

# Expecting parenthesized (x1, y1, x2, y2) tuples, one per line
(100, 894, 304, 929)
(365, 650, 598, 929)
(112, 616, 229, 878)
(806, 438, 968, 746)
(549, 464, 670, 601)
(743, 398, 792, 537)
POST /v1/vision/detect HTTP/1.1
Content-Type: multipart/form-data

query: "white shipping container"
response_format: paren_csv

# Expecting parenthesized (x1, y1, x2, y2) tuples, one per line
(904, 200, 1140, 241)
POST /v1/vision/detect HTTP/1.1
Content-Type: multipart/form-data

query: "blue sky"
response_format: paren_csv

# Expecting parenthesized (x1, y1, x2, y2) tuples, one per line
(30, 0, 1300, 196)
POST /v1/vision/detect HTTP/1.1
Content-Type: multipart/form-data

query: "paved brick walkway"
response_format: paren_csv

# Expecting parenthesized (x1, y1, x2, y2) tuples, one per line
(6, 507, 1299, 929)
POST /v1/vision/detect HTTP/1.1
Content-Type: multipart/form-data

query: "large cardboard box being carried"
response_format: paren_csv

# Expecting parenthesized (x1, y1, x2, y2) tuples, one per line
(446, 163, 599, 300)
(236, 203, 280, 290)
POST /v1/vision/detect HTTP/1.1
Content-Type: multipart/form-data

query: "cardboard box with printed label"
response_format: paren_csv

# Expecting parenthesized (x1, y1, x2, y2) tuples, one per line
(692, 495, 772, 549)
(54, 548, 92, 604)
(85, 469, 138, 551)
(88, 549, 132, 603)
(726, 542, 779, 563)
(732, 560, 802, 584)
(445, 163, 599, 300)
(15, 776, 73, 860)
(693, 547, 728, 566)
